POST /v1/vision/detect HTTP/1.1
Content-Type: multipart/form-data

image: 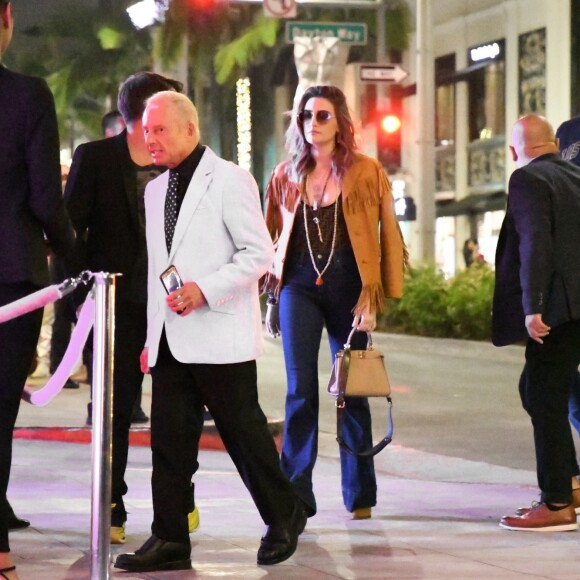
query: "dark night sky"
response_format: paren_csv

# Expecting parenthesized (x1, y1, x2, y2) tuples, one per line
(5, 0, 137, 69)
(11, 0, 99, 28)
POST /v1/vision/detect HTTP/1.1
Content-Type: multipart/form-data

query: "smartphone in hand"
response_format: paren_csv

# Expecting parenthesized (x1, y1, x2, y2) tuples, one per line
(160, 265, 185, 314)
(160, 265, 183, 295)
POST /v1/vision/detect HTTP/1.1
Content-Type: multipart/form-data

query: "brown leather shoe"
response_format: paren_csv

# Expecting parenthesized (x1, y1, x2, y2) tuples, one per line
(500, 502, 578, 532)
(515, 488, 580, 516)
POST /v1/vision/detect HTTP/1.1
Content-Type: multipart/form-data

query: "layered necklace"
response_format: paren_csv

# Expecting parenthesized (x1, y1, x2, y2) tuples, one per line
(303, 169, 338, 286)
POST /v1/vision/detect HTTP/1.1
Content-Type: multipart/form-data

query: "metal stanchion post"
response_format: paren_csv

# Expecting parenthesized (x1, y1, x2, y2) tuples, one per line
(89, 273, 118, 579)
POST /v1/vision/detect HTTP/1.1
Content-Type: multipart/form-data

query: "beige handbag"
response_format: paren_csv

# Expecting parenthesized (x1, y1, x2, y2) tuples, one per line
(327, 329, 393, 457)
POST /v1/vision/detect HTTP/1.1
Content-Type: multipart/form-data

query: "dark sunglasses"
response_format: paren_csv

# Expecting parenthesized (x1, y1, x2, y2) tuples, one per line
(298, 110, 334, 123)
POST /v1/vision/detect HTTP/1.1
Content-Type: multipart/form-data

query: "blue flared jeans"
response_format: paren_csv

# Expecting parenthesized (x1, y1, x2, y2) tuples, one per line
(279, 247, 377, 515)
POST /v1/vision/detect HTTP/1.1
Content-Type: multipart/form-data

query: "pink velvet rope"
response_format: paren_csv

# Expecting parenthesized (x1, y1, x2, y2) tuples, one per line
(22, 292, 95, 406)
(0, 272, 96, 406)
(0, 284, 62, 325)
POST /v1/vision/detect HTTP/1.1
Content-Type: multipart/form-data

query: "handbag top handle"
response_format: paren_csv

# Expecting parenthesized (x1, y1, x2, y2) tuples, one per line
(344, 328, 374, 350)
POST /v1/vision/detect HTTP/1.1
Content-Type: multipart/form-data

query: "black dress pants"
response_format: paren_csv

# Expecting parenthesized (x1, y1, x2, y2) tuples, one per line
(149, 331, 296, 545)
(84, 299, 146, 515)
(0, 282, 43, 552)
(519, 319, 580, 504)
(109, 301, 147, 511)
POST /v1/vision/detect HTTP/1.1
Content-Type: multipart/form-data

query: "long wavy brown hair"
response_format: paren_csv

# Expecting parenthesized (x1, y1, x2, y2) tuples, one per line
(285, 85, 358, 183)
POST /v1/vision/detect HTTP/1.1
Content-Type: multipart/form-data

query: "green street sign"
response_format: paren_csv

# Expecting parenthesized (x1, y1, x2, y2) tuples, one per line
(285, 22, 367, 45)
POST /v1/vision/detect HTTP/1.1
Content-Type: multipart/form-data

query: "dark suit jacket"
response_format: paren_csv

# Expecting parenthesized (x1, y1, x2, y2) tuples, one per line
(0, 65, 73, 286)
(64, 131, 148, 304)
(492, 153, 580, 346)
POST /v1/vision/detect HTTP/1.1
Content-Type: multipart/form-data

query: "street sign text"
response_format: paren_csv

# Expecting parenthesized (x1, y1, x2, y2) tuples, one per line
(360, 64, 409, 83)
(286, 22, 367, 45)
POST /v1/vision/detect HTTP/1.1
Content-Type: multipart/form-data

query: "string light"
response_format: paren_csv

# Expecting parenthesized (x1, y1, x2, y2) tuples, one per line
(236, 77, 252, 172)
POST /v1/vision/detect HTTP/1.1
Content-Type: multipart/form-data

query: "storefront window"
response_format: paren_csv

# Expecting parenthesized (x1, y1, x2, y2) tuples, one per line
(467, 40, 505, 142)
(435, 54, 455, 146)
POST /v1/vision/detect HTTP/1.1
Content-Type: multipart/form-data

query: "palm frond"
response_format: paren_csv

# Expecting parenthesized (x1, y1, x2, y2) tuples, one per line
(214, 15, 280, 85)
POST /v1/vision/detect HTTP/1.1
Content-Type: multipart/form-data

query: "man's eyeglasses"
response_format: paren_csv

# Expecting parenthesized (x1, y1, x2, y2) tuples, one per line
(298, 110, 334, 124)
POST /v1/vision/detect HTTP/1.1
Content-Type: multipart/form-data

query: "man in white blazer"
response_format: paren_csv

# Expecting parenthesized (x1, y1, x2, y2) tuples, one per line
(115, 92, 306, 573)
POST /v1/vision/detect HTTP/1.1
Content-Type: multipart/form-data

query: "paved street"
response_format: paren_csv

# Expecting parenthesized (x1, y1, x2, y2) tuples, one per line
(259, 332, 539, 473)
(10, 331, 580, 578)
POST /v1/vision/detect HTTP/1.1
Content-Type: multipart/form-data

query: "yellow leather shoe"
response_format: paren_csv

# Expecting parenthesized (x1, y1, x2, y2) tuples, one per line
(351, 507, 372, 520)
(188, 505, 200, 533)
(110, 524, 126, 544)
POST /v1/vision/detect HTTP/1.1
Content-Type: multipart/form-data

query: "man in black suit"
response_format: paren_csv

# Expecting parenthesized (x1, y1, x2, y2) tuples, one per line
(493, 114, 580, 532)
(64, 72, 198, 545)
(0, 1, 74, 575)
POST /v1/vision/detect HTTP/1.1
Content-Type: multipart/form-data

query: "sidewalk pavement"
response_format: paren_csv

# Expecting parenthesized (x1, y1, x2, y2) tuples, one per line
(8, 337, 580, 579)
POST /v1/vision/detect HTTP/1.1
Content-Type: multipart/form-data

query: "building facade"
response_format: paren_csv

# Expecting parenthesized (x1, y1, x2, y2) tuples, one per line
(400, 0, 572, 274)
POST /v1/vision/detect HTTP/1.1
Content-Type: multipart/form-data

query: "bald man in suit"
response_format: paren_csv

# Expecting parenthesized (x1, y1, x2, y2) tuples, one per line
(494, 115, 580, 532)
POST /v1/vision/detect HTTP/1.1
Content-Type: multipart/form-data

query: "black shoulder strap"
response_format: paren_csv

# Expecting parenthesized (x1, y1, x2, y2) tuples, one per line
(336, 397, 393, 457)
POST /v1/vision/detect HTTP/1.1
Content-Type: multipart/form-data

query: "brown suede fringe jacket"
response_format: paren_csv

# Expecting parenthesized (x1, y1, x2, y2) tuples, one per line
(263, 153, 408, 315)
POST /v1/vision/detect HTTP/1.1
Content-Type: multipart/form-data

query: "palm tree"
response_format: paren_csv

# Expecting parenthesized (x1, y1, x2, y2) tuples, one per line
(151, 0, 412, 179)
(13, 2, 153, 147)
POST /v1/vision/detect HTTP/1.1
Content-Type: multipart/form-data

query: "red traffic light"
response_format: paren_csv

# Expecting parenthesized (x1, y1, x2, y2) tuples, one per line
(188, 0, 215, 7)
(377, 111, 402, 171)
(381, 114, 401, 134)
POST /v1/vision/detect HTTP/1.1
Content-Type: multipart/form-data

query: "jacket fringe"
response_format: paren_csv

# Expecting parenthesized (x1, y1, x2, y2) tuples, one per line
(268, 163, 301, 212)
(343, 186, 382, 214)
(402, 235, 410, 271)
(343, 159, 386, 214)
(353, 283, 385, 315)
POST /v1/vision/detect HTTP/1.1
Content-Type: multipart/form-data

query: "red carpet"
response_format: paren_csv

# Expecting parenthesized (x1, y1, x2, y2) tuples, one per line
(14, 420, 284, 452)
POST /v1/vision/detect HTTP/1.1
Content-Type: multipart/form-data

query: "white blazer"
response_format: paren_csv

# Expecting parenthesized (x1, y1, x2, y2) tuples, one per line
(144, 146, 274, 366)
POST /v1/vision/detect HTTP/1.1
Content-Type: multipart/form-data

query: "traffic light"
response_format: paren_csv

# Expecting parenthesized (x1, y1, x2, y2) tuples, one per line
(188, 0, 215, 8)
(183, 0, 221, 30)
(376, 87, 403, 172)
(381, 113, 401, 134)
(377, 110, 401, 172)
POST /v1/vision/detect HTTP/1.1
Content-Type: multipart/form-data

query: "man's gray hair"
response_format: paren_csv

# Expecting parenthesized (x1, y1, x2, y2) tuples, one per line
(145, 91, 200, 141)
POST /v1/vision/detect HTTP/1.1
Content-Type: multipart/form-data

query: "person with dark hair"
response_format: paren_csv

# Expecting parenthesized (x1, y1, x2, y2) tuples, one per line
(0, 1, 75, 577)
(494, 115, 580, 531)
(462, 237, 485, 268)
(115, 91, 305, 572)
(263, 85, 407, 521)
(117, 72, 182, 125)
(101, 110, 125, 138)
(556, 115, 580, 166)
(463, 238, 476, 267)
(65, 72, 198, 545)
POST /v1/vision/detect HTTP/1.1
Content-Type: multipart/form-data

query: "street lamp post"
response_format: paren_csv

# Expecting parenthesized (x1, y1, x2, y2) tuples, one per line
(416, 0, 436, 262)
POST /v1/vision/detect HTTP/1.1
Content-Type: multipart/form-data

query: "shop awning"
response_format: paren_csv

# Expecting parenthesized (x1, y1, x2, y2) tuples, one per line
(437, 61, 492, 85)
(436, 191, 507, 217)
(397, 61, 497, 97)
